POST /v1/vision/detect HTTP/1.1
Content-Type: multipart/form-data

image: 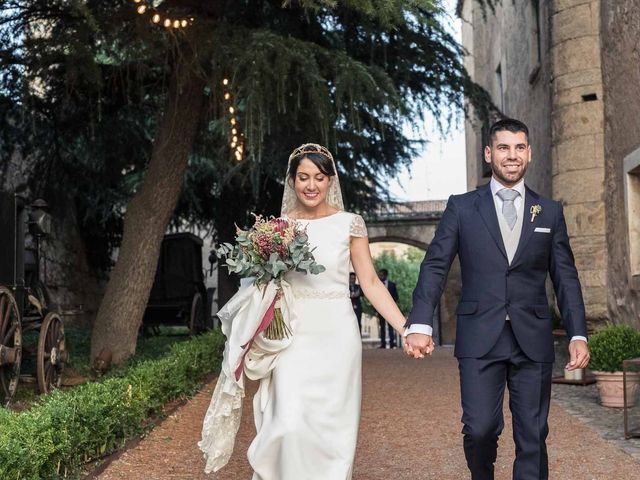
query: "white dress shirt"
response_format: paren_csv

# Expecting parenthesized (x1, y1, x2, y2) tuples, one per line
(406, 176, 587, 344)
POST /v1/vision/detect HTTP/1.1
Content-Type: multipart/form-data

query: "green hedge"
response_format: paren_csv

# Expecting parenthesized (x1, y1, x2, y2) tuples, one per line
(0, 329, 225, 479)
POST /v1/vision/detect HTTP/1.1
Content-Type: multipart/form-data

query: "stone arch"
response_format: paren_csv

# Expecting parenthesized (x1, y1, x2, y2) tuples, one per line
(365, 217, 461, 347)
(368, 235, 428, 251)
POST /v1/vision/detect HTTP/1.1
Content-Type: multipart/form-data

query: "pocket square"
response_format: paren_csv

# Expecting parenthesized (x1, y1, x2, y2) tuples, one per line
(534, 227, 551, 233)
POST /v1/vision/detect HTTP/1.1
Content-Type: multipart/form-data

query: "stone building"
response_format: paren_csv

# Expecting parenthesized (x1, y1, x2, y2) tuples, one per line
(458, 0, 640, 329)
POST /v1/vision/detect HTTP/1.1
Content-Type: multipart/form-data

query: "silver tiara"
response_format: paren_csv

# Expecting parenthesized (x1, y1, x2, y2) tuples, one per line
(288, 143, 334, 163)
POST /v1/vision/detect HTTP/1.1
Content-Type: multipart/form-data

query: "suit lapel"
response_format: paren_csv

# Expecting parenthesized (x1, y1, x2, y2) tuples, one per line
(510, 185, 539, 267)
(476, 185, 508, 261)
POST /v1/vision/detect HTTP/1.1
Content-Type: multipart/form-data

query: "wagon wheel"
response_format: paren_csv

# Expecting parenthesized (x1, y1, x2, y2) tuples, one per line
(29, 280, 52, 315)
(189, 292, 204, 336)
(0, 286, 22, 405)
(37, 312, 67, 394)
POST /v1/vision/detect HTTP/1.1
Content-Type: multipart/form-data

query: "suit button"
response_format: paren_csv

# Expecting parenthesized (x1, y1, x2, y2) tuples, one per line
(506, 301, 510, 307)
(506, 271, 510, 277)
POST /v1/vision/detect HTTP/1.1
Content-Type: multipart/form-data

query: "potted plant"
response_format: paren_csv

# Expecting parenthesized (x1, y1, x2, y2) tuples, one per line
(589, 323, 640, 407)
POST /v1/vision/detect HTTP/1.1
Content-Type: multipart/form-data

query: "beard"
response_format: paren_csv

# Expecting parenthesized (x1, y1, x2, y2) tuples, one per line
(490, 160, 528, 187)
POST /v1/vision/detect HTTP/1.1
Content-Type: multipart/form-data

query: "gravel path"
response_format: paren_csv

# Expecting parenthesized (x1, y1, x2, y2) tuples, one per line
(95, 348, 640, 479)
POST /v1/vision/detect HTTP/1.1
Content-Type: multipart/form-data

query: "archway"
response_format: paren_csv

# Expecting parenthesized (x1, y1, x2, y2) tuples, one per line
(364, 200, 461, 346)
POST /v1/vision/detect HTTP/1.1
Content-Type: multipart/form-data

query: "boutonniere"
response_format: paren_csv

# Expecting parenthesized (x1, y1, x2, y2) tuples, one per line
(530, 204, 542, 222)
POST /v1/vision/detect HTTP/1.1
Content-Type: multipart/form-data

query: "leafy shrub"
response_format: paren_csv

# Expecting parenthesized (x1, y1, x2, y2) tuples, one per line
(363, 248, 423, 315)
(0, 330, 224, 479)
(589, 323, 640, 372)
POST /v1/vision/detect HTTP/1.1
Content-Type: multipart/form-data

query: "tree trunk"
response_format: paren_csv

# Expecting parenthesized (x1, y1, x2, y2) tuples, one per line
(90, 46, 205, 364)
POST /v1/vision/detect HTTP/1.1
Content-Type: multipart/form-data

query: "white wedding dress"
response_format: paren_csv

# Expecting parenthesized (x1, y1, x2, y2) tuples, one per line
(247, 211, 367, 480)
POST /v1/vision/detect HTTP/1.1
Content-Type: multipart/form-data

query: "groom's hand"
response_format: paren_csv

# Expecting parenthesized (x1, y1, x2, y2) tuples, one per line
(566, 340, 590, 370)
(405, 333, 434, 359)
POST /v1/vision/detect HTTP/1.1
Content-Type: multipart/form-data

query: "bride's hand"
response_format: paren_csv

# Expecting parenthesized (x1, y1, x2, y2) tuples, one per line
(403, 337, 424, 359)
(404, 333, 434, 359)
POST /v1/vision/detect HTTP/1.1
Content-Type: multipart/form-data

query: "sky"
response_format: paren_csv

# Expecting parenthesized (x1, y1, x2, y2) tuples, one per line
(387, 0, 467, 202)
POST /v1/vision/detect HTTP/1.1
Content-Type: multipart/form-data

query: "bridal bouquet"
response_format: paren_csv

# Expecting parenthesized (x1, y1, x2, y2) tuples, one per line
(216, 215, 325, 340)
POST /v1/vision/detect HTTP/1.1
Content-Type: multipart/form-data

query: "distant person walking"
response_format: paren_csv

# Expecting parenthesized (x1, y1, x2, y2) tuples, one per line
(378, 268, 399, 348)
(349, 272, 363, 334)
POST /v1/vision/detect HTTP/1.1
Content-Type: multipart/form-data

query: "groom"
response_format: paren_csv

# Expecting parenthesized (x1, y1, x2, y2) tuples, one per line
(405, 118, 590, 480)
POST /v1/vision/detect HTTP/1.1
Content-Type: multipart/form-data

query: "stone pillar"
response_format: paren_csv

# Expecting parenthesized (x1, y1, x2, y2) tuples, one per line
(551, 0, 607, 325)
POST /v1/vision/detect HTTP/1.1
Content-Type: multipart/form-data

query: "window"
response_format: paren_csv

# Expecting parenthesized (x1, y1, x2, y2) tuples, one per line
(624, 148, 640, 280)
(529, 0, 542, 84)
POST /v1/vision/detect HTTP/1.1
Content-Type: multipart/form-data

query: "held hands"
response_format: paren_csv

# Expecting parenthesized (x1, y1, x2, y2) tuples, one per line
(403, 333, 435, 359)
(566, 339, 590, 370)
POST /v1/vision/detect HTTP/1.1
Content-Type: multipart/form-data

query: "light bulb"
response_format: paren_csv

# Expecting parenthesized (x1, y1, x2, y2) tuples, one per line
(164, 18, 171, 27)
(137, 5, 146, 14)
(224, 93, 230, 100)
(173, 20, 180, 28)
(229, 106, 234, 114)
(181, 20, 188, 27)
(231, 142, 237, 148)
(230, 118, 236, 125)
(152, 14, 160, 23)
(223, 78, 229, 86)
(231, 128, 237, 135)
(232, 136, 238, 143)
(134, 0, 142, 3)
(235, 151, 242, 161)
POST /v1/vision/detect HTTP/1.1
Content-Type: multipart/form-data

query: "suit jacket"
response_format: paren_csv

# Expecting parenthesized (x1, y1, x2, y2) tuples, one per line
(350, 284, 363, 311)
(387, 280, 399, 302)
(377, 280, 399, 319)
(406, 183, 587, 362)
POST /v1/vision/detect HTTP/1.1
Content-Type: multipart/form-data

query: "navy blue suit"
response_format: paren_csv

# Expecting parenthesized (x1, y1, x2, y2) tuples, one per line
(407, 183, 587, 479)
(379, 280, 399, 348)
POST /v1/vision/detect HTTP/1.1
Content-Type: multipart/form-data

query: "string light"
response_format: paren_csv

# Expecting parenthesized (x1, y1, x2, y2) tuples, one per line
(131, 0, 195, 29)
(222, 78, 245, 162)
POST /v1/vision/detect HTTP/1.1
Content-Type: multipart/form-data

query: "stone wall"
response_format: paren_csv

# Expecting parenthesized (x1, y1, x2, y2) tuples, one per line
(42, 209, 106, 327)
(550, 0, 607, 324)
(600, 1, 640, 329)
(460, 0, 554, 195)
(460, 0, 611, 326)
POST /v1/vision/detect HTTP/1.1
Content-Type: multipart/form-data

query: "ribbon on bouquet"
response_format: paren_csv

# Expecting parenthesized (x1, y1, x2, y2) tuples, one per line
(198, 279, 295, 474)
(234, 294, 278, 381)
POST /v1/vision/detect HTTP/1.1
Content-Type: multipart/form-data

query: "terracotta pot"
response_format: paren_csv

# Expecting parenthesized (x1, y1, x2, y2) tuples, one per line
(593, 371, 640, 408)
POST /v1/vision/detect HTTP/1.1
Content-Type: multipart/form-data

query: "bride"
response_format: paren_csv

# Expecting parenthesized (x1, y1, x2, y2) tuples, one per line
(200, 143, 419, 479)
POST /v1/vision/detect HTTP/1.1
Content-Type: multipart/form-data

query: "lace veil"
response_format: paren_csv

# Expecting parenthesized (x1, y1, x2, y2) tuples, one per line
(281, 143, 345, 216)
